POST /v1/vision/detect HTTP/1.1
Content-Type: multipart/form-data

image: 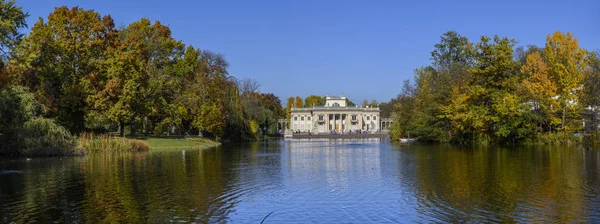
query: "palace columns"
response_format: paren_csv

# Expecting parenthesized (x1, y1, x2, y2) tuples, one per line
(326, 114, 330, 131)
(333, 114, 337, 131)
(345, 113, 350, 130)
(358, 114, 362, 131)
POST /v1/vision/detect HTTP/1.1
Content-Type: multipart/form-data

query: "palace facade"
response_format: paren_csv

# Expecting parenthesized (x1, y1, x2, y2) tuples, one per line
(286, 95, 384, 133)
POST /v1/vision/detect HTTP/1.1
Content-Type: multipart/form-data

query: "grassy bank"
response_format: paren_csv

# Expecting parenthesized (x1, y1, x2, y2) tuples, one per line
(78, 133, 149, 153)
(143, 137, 221, 150)
(77, 134, 220, 153)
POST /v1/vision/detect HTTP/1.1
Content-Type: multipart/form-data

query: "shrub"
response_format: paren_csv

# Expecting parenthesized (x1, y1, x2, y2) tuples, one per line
(78, 133, 149, 153)
(0, 86, 80, 157)
(0, 86, 44, 130)
(6, 118, 81, 156)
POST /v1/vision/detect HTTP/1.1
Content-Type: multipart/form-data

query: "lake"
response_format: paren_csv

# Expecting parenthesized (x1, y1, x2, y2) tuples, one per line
(1, 139, 599, 223)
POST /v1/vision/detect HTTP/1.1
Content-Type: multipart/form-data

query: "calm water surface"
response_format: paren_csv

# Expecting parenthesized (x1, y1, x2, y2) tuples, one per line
(1, 139, 600, 223)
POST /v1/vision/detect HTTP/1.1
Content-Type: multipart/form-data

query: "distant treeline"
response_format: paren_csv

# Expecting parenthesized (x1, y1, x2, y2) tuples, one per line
(0, 2, 283, 146)
(386, 31, 599, 145)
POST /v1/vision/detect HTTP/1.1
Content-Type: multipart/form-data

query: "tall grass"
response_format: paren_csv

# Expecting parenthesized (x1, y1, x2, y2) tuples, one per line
(78, 133, 149, 153)
(532, 132, 582, 145)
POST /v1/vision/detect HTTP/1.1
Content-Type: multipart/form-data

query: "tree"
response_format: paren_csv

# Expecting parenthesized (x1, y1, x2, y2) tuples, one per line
(285, 97, 294, 119)
(304, 95, 325, 107)
(515, 45, 543, 65)
(582, 51, 600, 133)
(543, 31, 587, 131)
(391, 80, 415, 139)
(431, 31, 475, 71)
(16, 6, 118, 133)
(295, 96, 303, 108)
(0, 86, 77, 156)
(90, 18, 185, 136)
(369, 100, 378, 107)
(260, 93, 283, 118)
(389, 30, 593, 144)
(442, 35, 522, 143)
(196, 103, 225, 140)
(258, 93, 283, 133)
(238, 78, 260, 96)
(172, 46, 203, 135)
(379, 102, 392, 117)
(0, 86, 44, 131)
(408, 66, 452, 141)
(521, 51, 558, 131)
(345, 98, 356, 107)
(0, 0, 28, 71)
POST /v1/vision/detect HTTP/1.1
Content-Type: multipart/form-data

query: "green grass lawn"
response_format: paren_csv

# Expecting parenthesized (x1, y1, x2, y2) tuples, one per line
(142, 137, 221, 150)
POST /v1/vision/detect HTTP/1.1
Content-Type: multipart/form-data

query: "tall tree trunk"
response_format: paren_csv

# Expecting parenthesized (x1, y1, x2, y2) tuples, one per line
(593, 107, 598, 135)
(119, 120, 125, 137)
(562, 106, 566, 130)
(143, 117, 148, 136)
(150, 120, 157, 136)
(129, 115, 135, 137)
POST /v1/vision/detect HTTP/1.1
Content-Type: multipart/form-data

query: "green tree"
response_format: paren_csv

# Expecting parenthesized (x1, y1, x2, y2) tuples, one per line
(369, 100, 378, 107)
(391, 80, 415, 139)
(0, 86, 44, 131)
(431, 31, 475, 70)
(409, 66, 452, 141)
(260, 93, 283, 119)
(0, 86, 77, 156)
(345, 98, 356, 107)
(443, 35, 523, 143)
(583, 51, 600, 133)
(172, 46, 203, 135)
(0, 0, 28, 71)
(90, 18, 184, 136)
(16, 6, 118, 133)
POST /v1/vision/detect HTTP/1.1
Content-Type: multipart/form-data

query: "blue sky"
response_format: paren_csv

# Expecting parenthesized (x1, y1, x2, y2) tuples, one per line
(18, 0, 599, 103)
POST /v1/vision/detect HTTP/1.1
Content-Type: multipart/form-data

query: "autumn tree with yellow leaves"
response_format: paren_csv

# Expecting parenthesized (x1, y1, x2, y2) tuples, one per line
(391, 31, 596, 145)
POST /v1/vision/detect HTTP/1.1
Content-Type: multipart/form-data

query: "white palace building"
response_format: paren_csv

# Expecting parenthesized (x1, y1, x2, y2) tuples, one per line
(279, 95, 393, 134)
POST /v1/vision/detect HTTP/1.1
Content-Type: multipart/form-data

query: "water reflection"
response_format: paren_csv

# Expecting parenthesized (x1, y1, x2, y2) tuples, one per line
(0, 141, 599, 223)
(402, 144, 600, 223)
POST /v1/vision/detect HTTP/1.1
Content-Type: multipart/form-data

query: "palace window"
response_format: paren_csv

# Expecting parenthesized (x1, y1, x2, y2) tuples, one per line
(373, 116, 377, 120)
(367, 116, 370, 120)
(301, 116, 304, 121)
(308, 116, 311, 121)
(351, 115, 357, 120)
(294, 116, 297, 121)
(318, 115, 324, 120)
(332, 103, 340, 107)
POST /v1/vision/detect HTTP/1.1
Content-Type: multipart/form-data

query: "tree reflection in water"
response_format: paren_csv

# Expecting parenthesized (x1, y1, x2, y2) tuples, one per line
(1, 141, 600, 223)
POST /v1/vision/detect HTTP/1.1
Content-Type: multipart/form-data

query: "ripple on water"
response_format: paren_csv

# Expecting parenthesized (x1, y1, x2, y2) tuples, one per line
(3, 142, 600, 223)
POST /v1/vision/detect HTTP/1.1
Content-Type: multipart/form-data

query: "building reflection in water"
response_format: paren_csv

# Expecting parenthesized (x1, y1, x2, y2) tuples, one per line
(2, 141, 600, 223)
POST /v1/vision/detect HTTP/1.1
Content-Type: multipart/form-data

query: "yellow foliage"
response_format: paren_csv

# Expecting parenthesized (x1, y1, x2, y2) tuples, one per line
(249, 120, 259, 134)
(544, 31, 587, 131)
(521, 52, 557, 113)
